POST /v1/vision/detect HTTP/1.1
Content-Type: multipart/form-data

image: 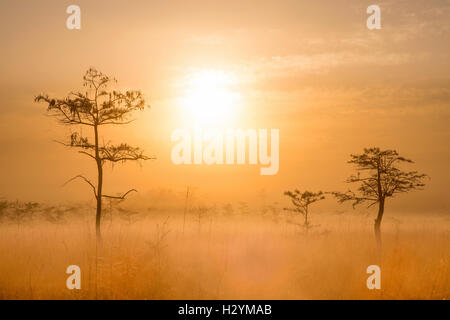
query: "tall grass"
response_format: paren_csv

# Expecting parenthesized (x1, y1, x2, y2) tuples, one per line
(0, 207, 448, 299)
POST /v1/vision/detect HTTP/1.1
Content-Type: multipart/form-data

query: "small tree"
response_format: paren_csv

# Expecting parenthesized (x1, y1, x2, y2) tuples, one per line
(284, 190, 325, 228)
(35, 68, 154, 241)
(332, 147, 427, 247)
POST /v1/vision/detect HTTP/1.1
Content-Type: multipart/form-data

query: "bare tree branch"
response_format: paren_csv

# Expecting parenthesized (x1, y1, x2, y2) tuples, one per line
(332, 148, 428, 207)
(62, 175, 97, 199)
(102, 189, 137, 201)
(284, 190, 325, 227)
(35, 67, 153, 241)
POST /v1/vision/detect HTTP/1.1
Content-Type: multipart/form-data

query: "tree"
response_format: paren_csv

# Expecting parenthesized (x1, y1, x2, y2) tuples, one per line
(35, 68, 154, 241)
(331, 147, 427, 247)
(284, 190, 325, 228)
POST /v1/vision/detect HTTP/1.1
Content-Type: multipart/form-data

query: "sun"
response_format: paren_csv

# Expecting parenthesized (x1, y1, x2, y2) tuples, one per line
(179, 69, 241, 126)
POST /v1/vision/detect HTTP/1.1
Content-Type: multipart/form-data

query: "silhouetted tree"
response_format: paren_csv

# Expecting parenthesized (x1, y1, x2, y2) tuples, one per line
(331, 147, 427, 247)
(35, 68, 154, 241)
(284, 190, 325, 228)
(0, 200, 9, 223)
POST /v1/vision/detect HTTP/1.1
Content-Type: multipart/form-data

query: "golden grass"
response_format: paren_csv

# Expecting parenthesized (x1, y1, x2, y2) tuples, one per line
(0, 211, 448, 300)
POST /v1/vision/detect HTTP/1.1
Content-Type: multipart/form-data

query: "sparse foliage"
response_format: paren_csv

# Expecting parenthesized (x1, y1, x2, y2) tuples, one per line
(284, 190, 325, 228)
(331, 147, 428, 246)
(35, 68, 154, 241)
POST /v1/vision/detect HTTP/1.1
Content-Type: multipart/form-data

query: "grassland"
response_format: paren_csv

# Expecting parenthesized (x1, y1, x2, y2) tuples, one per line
(0, 203, 448, 300)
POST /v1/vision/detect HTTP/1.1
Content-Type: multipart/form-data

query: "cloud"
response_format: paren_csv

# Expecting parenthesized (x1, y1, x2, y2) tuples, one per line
(185, 34, 224, 45)
(239, 51, 413, 79)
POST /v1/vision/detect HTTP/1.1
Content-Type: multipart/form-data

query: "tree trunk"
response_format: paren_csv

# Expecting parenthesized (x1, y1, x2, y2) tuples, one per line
(374, 198, 385, 249)
(375, 159, 384, 251)
(304, 208, 309, 227)
(96, 161, 103, 242)
(94, 124, 103, 243)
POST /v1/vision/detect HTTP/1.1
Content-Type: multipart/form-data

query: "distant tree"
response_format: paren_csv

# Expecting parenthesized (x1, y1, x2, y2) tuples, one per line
(11, 201, 39, 228)
(331, 147, 427, 247)
(284, 190, 325, 228)
(0, 200, 9, 223)
(35, 68, 154, 241)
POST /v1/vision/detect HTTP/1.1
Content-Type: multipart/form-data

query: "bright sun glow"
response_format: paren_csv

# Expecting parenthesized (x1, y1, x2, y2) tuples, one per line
(180, 69, 241, 126)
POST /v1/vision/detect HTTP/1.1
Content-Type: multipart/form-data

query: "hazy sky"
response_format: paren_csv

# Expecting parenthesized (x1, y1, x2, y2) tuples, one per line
(0, 0, 449, 213)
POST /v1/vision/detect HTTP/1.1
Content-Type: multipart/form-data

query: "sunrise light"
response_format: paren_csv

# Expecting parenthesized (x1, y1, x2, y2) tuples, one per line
(179, 69, 241, 126)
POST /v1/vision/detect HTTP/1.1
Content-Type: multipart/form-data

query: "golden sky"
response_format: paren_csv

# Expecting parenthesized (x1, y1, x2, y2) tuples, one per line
(0, 0, 449, 213)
